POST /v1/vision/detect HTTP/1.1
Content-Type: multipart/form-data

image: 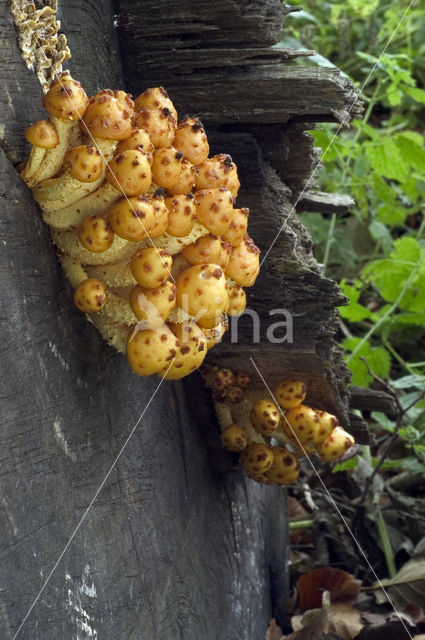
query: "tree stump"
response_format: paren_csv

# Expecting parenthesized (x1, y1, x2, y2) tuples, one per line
(1, 1, 367, 638)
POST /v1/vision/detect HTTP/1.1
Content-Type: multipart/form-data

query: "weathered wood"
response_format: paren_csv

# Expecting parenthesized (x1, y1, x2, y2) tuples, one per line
(349, 386, 398, 418)
(297, 190, 355, 215)
(0, 1, 289, 638)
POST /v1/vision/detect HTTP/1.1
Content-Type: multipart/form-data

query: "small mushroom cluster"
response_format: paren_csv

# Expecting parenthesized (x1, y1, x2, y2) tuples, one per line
(209, 373, 356, 486)
(201, 364, 251, 403)
(21, 74, 261, 379)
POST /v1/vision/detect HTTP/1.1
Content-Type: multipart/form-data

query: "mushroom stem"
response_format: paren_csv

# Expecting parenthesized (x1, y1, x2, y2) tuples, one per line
(29, 117, 81, 185)
(90, 313, 128, 353)
(42, 182, 121, 228)
(52, 227, 130, 265)
(20, 147, 46, 184)
(33, 172, 105, 211)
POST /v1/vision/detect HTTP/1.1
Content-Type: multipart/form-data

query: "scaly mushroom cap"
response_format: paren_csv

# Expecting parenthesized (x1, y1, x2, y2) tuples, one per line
(173, 117, 209, 165)
(250, 400, 280, 436)
(149, 192, 169, 237)
(317, 427, 355, 462)
(43, 73, 89, 120)
(313, 410, 339, 445)
(176, 263, 229, 329)
(226, 386, 244, 404)
(25, 120, 59, 148)
(134, 87, 178, 122)
(201, 321, 227, 350)
(235, 371, 250, 388)
(226, 164, 240, 199)
(223, 208, 249, 247)
(283, 405, 320, 445)
(182, 234, 231, 269)
(266, 447, 300, 486)
(221, 425, 248, 452)
(126, 326, 179, 376)
(195, 154, 235, 190)
(106, 149, 152, 196)
(64, 145, 103, 183)
(74, 278, 107, 313)
(275, 379, 307, 410)
(159, 320, 207, 379)
(78, 215, 114, 253)
(164, 194, 196, 237)
(116, 128, 154, 163)
(151, 146, 182, 189)
(225, 235, 260, 287)
(129, 281, 177, 327)
(194, 187, 233, 236)
(227, 282, 247, 316)
(135, 107, 176, 148)
(170, 158, 196, 195)
(108, 196, 156, 241)
(241, 443, 274, 475)
(81, 89, 133, 139)
(130, 247, 173, 288)
(213, 368, 234, 391)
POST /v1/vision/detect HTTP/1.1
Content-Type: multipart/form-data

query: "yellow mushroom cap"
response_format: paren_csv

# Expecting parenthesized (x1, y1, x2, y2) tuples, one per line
(43, 73, 89, 121)
(250, 400, 280, 436)
(182, 234, 231, 269)
(134, 86, 178, 122)
(129, 281, 177, 328)
(135, 107, 176, 148)
(194, 187, 233, 236)
(106, 149, 152, 196)
(195, 154, 235, 190)
(313, 410, 339, 445)
(241, 443, 274, 475)
(275, 379, 307, 410)
(81, 89, 133, 139)
(108, 196, 156, 241)
(149, 192, 169, 238)
(170, 158, 196, 195)
(151, 145, 182, 189)
(317, 427, 355, 462)
(225, 235, 260, 287)
(73, 278, 107, 313)
(78, 215, 114, 253)
(266, 447, 300, 486)
(176, 263, 229, 329)
(227, 282, 247, 317)
(223, 208, 249, 247)
(164, 194, 196, 237)
(158, 321, 207, 379)
(226, 164, 240, 199)
(64, 145, 103, 183)
(283, 405, 320, 445)
(25, 120, 59, 149)
(116, 128, 154, 163)
(173, 117, 209, 165)
(126, 325, 179, 376)
(221, 425, 248, 452)
(130, 247, 173, 288)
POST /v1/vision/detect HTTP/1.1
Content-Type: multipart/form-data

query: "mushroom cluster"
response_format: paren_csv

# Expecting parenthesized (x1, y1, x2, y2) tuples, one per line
(205, 368, 356, 487)
(21, 74, 261, 379)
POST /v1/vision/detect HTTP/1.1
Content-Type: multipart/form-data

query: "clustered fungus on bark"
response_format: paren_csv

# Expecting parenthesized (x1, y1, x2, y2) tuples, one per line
(201, 366, 356, 486)
(20, 75, 261, 380)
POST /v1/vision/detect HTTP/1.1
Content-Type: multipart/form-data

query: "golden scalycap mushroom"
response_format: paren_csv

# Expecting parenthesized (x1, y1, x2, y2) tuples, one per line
(283, 405, 320, 445)
(134, 87, 178, 122)
(226, 386, 244, 404)
(275, 379, 307, 410)
(176, 263, 229, 329)
(106, 149, 152, 196)
(81, 89, 133, 139)
(182, 235, 231, 269)
(213, 368, 234, 391)
(223, 208, 249, 247)
(227, 282, 246, 317)
(116, 128, 154, 163)
(108, 196, 156, 241)
(221, 425, 248, 452)
(195, 154, 235, 190)
(165, 194, 196, 237)
(129, 281, 176, 328)
(130, 247, 173, 288)
(170, 158, 196, 195)
(25, 120, 59, 149)
(250, 400, 280, 436)
(64, 145, 103, 183)
(126, 326, 178, 376)
(266, 447, 300, 486)
(149, 191, 169, 237)
(241, 443, 274, 475)
(151, 146, 183, 189)
(317, 427, 355, 462)
(43, 73, 89, 120)
(194, 187, 233, 236)
(174, 117, 209, 165)
(225, 235, 260, 287)
(313, 410, 339, 445)
(235, 371, 250, 388)
(136, 107, 176, 148)
(201, 321, 227, 350)
(226, 164, 240, 199)
(74, 278, 107, 313)
(159, 321, 207, 379)
(79, 215, 114, 253)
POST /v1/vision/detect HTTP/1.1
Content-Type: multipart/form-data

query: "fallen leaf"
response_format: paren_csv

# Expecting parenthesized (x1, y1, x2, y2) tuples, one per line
(370, 556, 425, 608)
(327, 603, 364, 640)
(297, 568, 361, 612)
(287, 606, 329, 639)
(288, 592, 362, 640)
(266, 618, 283, 640)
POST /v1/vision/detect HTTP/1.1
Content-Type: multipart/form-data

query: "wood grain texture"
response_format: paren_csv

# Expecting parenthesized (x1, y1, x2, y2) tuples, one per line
(0, 1, 289, 638)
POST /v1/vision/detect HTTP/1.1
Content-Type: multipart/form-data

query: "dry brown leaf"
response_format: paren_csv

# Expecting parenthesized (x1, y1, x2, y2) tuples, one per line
(287, 606, 329, 639)
(266, 618, 283, 640)
(327, 603, 364, 640)
(297, 567, 361, 612)
(288, 592, 362, 640)
(370, 556, 425, 608)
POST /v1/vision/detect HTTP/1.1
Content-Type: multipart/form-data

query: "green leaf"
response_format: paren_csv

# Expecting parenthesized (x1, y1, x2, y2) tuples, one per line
(368, 220, 393, 254)
(338, 280, 374, 321)
(365, 138, 410, 182)
(343, 338, 391, 387)
(391, 374, 425, 390)
(333, 457, 359, 472)
(386, 83, 403, 106)
(396, 134, 425, 173)
(405, 86, 425, 105)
